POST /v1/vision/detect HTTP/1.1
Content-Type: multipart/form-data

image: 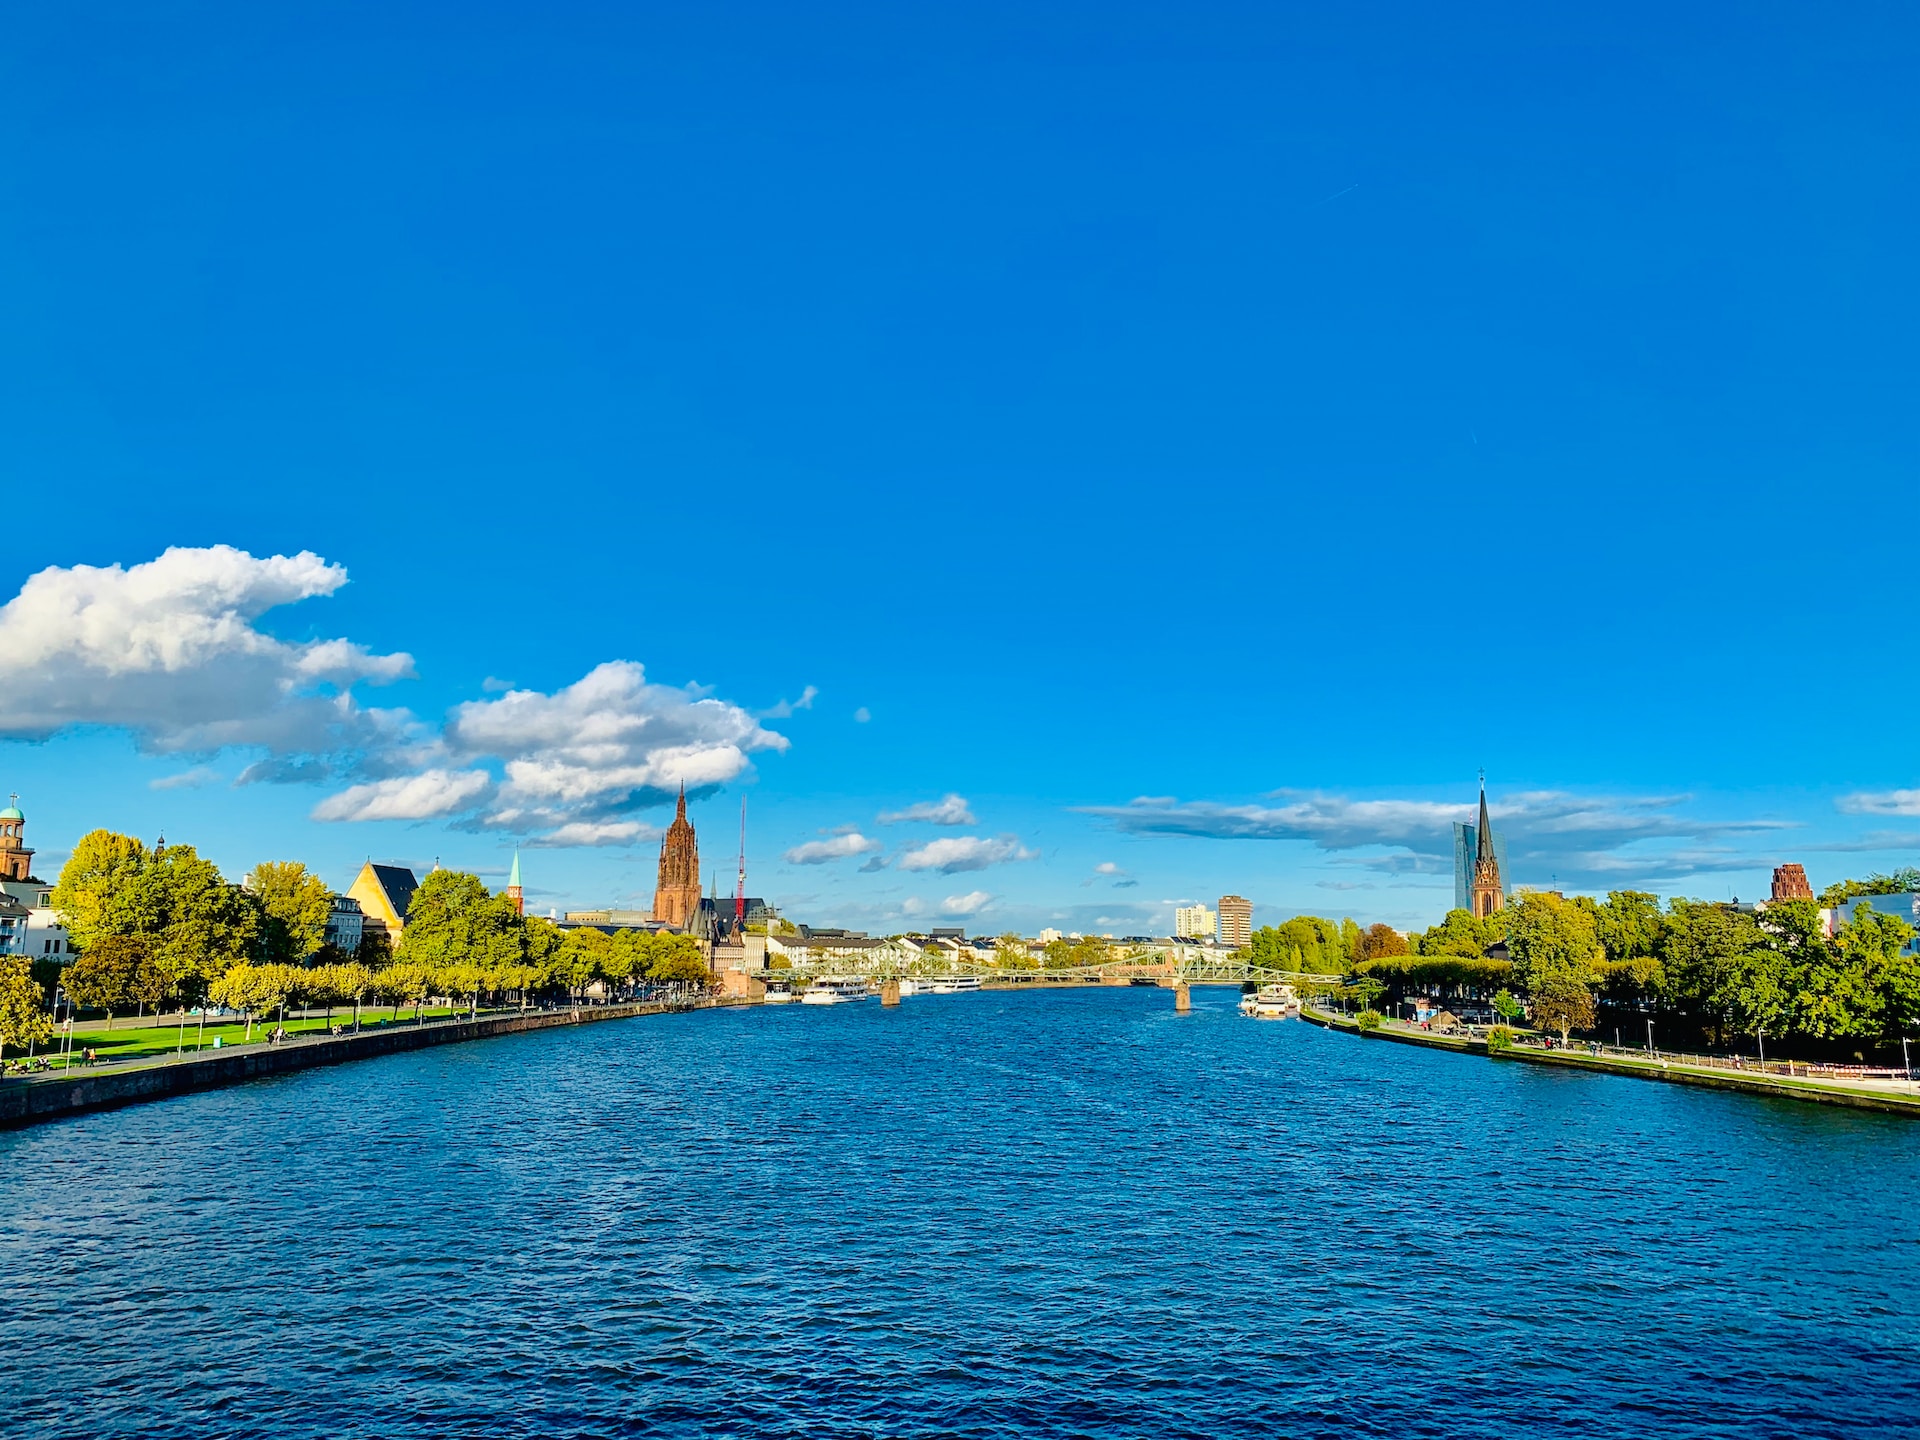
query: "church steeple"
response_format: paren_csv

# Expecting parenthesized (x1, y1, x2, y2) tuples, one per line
(506, 850, 524, 915)
(1470, 774, 1505, 919)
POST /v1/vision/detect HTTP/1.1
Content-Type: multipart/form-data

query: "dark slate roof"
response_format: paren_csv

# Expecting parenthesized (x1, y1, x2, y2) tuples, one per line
(371, 864, 419, 920)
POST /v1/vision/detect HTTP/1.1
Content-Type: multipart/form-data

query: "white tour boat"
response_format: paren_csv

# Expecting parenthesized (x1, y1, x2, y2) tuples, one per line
(926, 976, 983, 995)
(1239, 984, 1299, 1019)
(800, 978, 872, 1005)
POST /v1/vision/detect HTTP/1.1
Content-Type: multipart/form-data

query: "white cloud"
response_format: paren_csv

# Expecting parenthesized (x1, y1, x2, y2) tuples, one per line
(1837, 789, 1920, 817)
(784, 832, 883, 865)
(312, 769, 493, 822)
(1094, 861, 1123, 875)
(1082, 789, 1795, 890)
(898, 835, 1036, 874)
(879, 794, 977, 826)
(0, 545, 413, 755)
(760, 685, 819, 719)
(523, 820, 658, 849)
(149, 766, 222, 791)
(942, 890, 994, 916)
(441, 660, 788, 830)
(853, 707, 871, 723)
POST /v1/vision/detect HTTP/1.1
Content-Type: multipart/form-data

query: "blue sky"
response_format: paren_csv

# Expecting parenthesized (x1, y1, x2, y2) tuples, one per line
(1, 1, 1916, 935)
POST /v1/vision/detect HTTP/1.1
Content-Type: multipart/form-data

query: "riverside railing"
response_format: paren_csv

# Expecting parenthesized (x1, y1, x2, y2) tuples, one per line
(1367, 1014, 1918, 1085)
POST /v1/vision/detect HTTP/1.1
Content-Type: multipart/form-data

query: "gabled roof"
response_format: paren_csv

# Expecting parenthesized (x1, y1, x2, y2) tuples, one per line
(353, 862, 420, 926)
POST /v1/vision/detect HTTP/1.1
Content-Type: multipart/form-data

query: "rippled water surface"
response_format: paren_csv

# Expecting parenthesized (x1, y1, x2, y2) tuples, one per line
(4, 987, 1919, 1438)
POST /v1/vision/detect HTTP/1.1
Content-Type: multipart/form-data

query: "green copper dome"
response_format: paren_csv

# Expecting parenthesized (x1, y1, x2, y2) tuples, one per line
(0, 804, 23, 822)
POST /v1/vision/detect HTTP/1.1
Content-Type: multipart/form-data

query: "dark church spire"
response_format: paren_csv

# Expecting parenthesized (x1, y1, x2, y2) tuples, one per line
(1476, 777, 1494, 862)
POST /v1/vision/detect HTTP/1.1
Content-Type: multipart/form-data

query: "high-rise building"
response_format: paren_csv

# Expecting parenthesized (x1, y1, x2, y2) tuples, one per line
(1218, 895, 1253, 948)
(1468, 782, 1505, 919)
(651, 785, 702, 929)
(1771, 863, 1814, 902)
(1174, 905, 1216, 941)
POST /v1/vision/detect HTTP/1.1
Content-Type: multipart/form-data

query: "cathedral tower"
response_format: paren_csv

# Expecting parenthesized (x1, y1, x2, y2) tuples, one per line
(651, 785, 702, 929)
(1470, 781, 1505, 919)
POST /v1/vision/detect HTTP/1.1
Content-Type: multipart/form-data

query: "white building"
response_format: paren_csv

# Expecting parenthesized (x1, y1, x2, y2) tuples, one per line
(1175, 905, 1217, 942)
(324, 894, 365, 955)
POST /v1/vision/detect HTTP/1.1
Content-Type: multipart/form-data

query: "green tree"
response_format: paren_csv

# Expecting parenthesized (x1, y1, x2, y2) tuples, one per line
(1418, 909, 1504, 959)
(1661, 900, 1771, 1047)
(210, 963, 278, 1042)
(144, 845, 261, 1006)
(0, 956, 52, 1058)
(399, 870, 525, 975)
(49, 830, 151, 955)
(1340, 917, 1363, 966)
(1504, 892, 1602, 995)
(375, 961, 436, 1022)
(58, 936, 144, 1029)
(250, 861, 334, 965)
(1819, 869, 1920, 909)
(1591, 891, 1664, 963)
(1492, 988, 1524, 1026)
(1531, 968, 1597, 1044)
(356, 924, 394, 968)
(648, 935, 711, 986)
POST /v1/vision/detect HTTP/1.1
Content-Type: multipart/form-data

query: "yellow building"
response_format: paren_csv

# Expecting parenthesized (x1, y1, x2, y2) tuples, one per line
(347, 862, 420, 942)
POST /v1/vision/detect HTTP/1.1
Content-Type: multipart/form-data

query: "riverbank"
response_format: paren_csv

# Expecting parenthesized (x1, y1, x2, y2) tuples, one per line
(1302, 1004, 1920, 1118)
(0, 998, 734, 1130)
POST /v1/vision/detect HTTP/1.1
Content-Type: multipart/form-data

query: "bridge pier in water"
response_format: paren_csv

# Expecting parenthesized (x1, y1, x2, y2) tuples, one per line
(1175, 981, 1191, 1013)
(880, 978, 901, 1007)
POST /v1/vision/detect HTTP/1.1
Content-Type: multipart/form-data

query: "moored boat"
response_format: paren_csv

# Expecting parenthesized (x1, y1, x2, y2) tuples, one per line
(800, 978, 872, 1005)
(1239, 984, 1299, 1019)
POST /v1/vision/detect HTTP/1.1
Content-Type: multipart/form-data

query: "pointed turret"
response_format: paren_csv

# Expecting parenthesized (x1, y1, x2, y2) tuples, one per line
(505, 849, 524, 916)
(1470, 776, 1505, 919)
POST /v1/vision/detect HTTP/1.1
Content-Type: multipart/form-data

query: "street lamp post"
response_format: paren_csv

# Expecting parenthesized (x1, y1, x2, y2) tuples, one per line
(1646, 1018, 1654, 1056)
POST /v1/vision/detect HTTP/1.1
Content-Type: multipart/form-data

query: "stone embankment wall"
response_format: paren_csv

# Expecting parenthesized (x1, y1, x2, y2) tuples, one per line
(0, 1000, 722, 1131)
(1303, 1006, 1920, 1119)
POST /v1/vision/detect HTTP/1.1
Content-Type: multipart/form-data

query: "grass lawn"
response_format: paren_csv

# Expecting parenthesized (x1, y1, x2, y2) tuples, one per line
(26, 1005, 486, 1067)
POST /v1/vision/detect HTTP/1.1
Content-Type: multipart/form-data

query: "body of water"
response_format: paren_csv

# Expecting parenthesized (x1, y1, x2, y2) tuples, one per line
(3, 986, 1917, 1437)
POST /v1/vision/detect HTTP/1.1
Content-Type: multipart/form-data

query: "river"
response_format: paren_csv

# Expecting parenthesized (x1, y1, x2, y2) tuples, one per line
(3, 985, 1916, 1437)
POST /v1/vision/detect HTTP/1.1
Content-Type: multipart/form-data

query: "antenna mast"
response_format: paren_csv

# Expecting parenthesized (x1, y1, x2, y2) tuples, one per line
(735, 796, 747, 935)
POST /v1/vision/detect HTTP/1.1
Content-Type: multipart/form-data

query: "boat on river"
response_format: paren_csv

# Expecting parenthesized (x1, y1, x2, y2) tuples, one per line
(800, 978, 872, 1005)
(925, 976, 982, 995)
(762, 981, 796, 1004)
(1239, 984, 1299, 1019)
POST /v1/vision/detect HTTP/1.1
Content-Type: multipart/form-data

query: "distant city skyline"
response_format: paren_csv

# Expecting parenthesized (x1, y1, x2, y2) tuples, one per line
(2, 3, 1917, 934)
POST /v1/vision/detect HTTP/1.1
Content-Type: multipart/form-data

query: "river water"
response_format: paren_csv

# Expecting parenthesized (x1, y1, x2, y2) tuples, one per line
(3, 986, 1917, 1438)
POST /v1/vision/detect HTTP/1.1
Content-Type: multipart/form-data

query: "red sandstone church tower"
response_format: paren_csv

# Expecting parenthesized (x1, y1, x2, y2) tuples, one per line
(1470, 782, 1505, 919)
(651, 785, 701, 928)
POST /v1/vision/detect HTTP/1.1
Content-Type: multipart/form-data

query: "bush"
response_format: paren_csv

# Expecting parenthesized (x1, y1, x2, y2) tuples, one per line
(1355, 1009, 1383, 1031)
(1486, 1024, 1515, 1053)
